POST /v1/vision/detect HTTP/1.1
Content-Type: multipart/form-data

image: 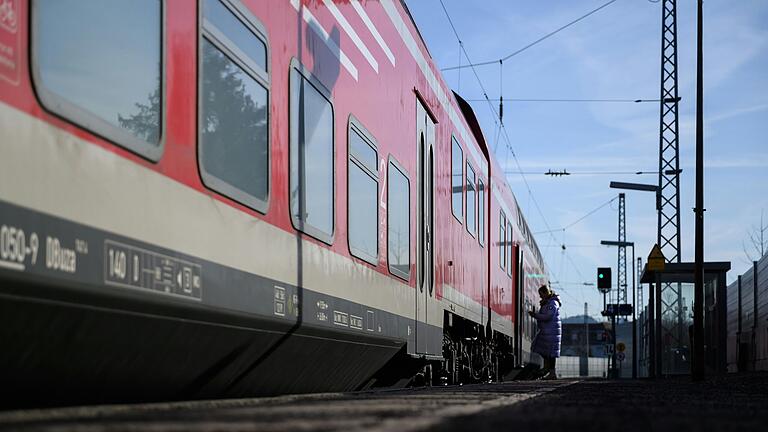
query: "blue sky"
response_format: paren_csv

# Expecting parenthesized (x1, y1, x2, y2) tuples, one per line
(405, 0, 768, 319)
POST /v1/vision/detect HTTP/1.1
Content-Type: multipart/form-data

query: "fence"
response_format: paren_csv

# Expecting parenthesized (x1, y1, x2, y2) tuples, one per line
(556, 356, 608, 378)
(727, 253, 768, 372)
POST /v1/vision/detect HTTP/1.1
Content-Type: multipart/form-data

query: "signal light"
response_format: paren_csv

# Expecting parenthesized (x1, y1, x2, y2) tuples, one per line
(597, 267, 611, 292)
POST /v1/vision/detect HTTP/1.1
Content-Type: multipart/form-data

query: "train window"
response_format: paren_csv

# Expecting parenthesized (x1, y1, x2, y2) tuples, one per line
(289, 64, 334, 243)
(388, 159, 410, 280)
(203, 0, 267, 72)
(33, 0, 163, 160)
(478, 179, 485, 247)
(499, 211, 507, 271)
(451, 136, 463, 223)
(466, 163, 476, 238)
(200, 7, 270, 213)
(348, 118, 378, 264)
(507, 221, 514, 276)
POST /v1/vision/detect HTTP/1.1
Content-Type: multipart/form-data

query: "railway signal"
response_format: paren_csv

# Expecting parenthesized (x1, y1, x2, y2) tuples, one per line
(597, 267, 611, 293)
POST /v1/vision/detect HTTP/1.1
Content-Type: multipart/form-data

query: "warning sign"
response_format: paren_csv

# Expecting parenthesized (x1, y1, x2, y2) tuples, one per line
(0, 0, 20, 85)
(647, 244, 666, 272)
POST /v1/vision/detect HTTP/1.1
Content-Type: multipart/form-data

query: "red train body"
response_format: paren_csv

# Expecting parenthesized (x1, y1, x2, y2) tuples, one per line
(0, 0, 547, 404)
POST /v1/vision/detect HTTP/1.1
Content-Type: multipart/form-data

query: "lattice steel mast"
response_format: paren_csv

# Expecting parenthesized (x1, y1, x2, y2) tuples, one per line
(617, 193, 627, 307)
(657, 0, 683, 373)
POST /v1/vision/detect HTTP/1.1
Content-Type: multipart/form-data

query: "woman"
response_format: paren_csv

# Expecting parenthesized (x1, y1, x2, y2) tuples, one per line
(528, 284, 562, 380)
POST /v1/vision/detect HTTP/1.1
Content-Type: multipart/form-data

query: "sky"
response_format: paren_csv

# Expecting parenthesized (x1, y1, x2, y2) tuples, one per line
(405, 0, 768, 319)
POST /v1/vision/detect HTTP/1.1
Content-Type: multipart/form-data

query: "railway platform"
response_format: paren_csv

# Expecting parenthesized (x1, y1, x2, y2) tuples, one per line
(1, 373, 767, 432)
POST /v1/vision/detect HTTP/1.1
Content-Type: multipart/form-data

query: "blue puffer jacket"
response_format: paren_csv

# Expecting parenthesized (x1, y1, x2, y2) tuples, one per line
(531, 295, 562, 358)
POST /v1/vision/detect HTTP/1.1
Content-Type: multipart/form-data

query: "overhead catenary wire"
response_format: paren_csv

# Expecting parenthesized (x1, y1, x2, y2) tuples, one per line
(504, 170, 659, 176)
(437, 0, 501, 148)
(437, 0, 597, 281)
(441, 0, 622, 72)
(533, 196, 619, 235)
(464, 98, 661, 103)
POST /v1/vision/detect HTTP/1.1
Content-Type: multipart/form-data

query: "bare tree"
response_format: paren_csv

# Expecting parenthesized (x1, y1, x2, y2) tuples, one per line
(743, 209, 768, 263)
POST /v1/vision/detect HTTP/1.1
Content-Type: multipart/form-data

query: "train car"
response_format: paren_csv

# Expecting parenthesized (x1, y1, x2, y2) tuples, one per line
(0, 0, 548, 405)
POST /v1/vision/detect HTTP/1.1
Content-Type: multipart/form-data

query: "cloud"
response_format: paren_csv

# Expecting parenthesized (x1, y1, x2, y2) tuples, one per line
(709, 103, 768, 123)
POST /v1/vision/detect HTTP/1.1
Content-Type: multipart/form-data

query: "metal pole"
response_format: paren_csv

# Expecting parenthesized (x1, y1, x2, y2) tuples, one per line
(647, 283, 656, 378)
(631, 245, 637, 378)
(656, 273, 663, 376)
(612, 309, 617, 378)
(692, 0, 705, 381)
(584, 302, 589, 376)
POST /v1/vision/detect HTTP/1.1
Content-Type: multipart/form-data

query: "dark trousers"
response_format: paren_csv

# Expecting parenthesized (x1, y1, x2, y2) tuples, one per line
(543, 356, 557, 371)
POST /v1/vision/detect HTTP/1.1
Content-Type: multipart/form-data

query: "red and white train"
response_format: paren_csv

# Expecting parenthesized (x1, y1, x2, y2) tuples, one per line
(0, 0, 548, 404)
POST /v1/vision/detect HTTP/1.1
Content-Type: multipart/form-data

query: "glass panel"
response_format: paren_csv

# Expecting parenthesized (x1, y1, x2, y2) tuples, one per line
(37, 0, 161, 145)
(349, 164, 378, 260)
(661, 282, 694, 375)
(451, 137, 463, 222)
(204, 0, 267, 71)
(290, 70, 334, 238)
(350, 128, 377, 172)
(478, 180, 485, 245)
(466, 163, 476, 236)
(201, 39, 269, 202)
(499, 213, 506, 270)
(507, 222, 513, 275)
(388, 164, 410, 278)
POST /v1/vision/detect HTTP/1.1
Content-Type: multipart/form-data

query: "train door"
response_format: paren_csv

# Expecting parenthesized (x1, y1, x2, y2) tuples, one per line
(514, 245, 524, 365)
(415, 100, 435, 354)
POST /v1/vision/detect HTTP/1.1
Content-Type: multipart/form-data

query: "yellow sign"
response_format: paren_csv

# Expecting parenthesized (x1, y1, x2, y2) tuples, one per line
(647, 244, 666, 272)
(617, 342, 626, 353)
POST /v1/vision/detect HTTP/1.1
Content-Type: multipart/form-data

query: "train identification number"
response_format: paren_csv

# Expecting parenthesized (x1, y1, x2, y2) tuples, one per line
(0, 224, 38, 270)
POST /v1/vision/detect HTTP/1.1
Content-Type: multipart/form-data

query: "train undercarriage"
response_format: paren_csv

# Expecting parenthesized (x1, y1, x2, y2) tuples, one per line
(438, 312, 516, 385)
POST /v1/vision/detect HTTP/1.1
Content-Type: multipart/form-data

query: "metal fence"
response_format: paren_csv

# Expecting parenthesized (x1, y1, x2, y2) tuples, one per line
(727, 253, 768, 372)
(556, 356, 608, 378)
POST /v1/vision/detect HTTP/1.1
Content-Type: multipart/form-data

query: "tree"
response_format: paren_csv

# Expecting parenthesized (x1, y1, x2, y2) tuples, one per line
(743, 209, 768, 263)
(118, 87, 160, 144)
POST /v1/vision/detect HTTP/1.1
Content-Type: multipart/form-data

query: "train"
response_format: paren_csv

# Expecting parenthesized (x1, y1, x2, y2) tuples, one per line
(0, 0, 548, 405)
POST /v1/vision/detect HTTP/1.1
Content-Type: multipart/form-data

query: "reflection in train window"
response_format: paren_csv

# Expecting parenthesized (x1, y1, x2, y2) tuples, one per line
(507, 221, 514, 276)
(499, 211, 507, 271)
(348, 120, 378, 264)
(388, 160, 410, 280)
(33, 0, 163, 160)
(478, 179, 485, 247)
(466, 163, 476, 237)
(203, 0, 267, 71)
(290, 66, 334, 243)
(451, 136, 463, 223)
(199, 0, 270, 212)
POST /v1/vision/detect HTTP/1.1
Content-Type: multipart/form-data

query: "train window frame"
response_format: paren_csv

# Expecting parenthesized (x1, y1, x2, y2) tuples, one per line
(198, 0, 271, 214)
(507, 221, 514, 277)
(387, 156, 411, 281)
(347, 115, 379, 266)
(30, 0, 167, 162)
(478, 178, 485, 247)
(499, 210, 507, 271)
(465, 162, 476, 238)
(288, 58, 336, 245)
(450, 135, 464, 224)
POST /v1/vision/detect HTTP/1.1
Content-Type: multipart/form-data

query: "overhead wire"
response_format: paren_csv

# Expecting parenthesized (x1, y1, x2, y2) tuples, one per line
(504, 170, 659, 176)
(441, 0, 622, 71)
(437, 0, 624, 291)
(465, 98, 660, 103)
(438, 0, 565, 261)
(533, 196, 619, 235)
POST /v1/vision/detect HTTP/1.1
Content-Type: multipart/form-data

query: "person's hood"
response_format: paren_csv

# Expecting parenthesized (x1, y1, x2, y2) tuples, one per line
(550, 295, 562, 307)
